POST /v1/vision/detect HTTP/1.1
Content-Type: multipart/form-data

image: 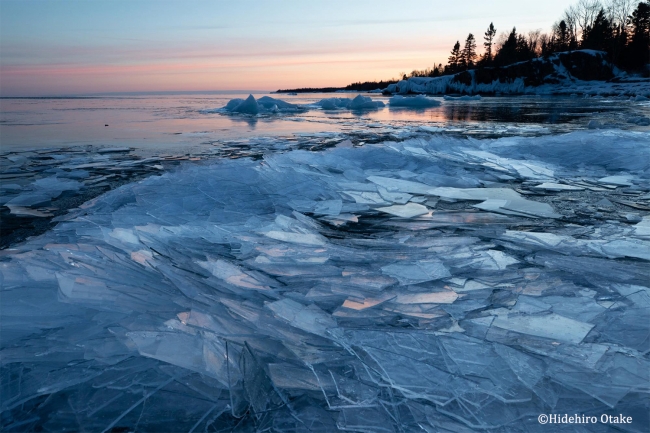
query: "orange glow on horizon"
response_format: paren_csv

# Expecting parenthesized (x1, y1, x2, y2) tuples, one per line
(1, 49, 455, 94)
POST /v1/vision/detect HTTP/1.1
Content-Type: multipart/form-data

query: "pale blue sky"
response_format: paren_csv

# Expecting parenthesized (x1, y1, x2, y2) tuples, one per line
(1, 0, 575, 95)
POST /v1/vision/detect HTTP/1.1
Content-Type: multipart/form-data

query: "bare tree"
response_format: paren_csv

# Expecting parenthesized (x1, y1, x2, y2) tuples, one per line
(539, 32, 552, 55)
(575, 0, 603, 41)
(494, 32, 509, 52)
(564, 5, 579, 42)
(527, 29, 542, 55)
(608, 0, 634, 29)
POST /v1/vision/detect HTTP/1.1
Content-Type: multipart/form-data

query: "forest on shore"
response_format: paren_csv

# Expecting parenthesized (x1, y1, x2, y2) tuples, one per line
(278, 0, 649, 93)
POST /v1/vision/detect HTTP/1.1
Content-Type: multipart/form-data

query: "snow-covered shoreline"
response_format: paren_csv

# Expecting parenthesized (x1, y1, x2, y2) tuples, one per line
(386, 74, 650, 98)
(382, 51, 650, 98)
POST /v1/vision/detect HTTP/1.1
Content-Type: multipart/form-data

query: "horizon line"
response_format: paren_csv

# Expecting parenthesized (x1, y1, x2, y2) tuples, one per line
(0, 89, 276, 98)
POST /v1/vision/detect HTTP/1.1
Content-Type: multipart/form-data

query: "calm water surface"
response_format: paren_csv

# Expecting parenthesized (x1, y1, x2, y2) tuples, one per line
(1, 92, 647, 153)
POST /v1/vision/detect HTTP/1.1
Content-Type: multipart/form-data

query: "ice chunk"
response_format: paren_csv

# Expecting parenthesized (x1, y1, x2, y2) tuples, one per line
(225, 94, 259, 114)
(632, 217, 650, 238)
(485, 250, 519, 269)
(256, 95, 302, 111)
(263, 230, 326, 246)
(533, 182, 584, 191)
(381, 259, 450, 285)
(316, 97, 352, 110)
(394, 290, 458, 304)
(197, 258, 270, 290)
(367, 176, 432, 194)
(5, 205, 52, 217)
(389, 95, 440, 108)
(597, 175, 633, 186)
(376, 187, 412, 204)
(376, 203, 429, 218)
(341, 190, 388, 205)
(601, 239, 650, 261)
(492, 313, 594, 344)
(474, 198, 560, 219)
(266, 299, 336, 337)
(443, 94, 481, 100)
(349, 95, 385, 110)
(6, 192, 51, 207)
(341, 294, 395, 310)
(313, 199, 343, 216)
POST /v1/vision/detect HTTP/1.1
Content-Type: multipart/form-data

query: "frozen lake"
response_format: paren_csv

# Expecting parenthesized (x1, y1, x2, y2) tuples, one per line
(1, 94, 649, 432)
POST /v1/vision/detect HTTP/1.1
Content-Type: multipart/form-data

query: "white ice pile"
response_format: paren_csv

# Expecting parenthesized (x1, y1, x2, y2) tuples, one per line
(316, 95, 385, 110)
(221, 94, 305, 114)
(389, 95, 441, 108)
(2, 130, 649, 431)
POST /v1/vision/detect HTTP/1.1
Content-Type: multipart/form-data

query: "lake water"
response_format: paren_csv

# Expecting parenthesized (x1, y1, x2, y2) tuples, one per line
(2, 92, 648, 154)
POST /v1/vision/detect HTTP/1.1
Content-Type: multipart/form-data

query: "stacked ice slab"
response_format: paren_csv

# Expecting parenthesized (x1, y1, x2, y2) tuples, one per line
(2, 131, 649, 432)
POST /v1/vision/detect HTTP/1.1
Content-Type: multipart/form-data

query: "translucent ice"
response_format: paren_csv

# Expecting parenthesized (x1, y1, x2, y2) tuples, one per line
(2, 130, 649, 432)
(349, 95, 385, 110)
(389, 95, 441, 108)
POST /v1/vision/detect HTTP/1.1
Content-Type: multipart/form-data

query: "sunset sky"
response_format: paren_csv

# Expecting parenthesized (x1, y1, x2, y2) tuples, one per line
(1, 0, 574, 96)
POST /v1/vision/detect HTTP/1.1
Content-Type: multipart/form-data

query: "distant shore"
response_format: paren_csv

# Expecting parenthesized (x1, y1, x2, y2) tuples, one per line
(278, 51, 650, 98)
(277, 80, 397, 94)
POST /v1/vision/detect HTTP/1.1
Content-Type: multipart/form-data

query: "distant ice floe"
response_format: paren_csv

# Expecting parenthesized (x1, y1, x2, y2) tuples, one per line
(389, 95, 441, 108)
(220, 94, 306, 114)
(316, 94, 385, 110)
(443, 94, 482, 101)
(2, 129, 649, 431)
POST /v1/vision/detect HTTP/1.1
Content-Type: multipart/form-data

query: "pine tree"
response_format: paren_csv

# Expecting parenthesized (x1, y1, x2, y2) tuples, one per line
(625, 1, 650, 70)
(554, 20, 570, 51)
(448, 41, 461, 73)
(582, 9, 612, 51)
(495, 28, 519, 65)
(461, 33, 477, 70)
(483, 23, 497, 64)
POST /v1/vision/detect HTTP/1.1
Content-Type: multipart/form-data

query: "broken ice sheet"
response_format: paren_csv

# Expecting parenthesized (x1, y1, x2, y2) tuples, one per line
(3, 130, 650, 432)
(492, 313, 594, 344)
(394, 292, 458, 307)
(266, 299, 337, 338)
(196, 258, 271, 290)
(474, 198, 560, 218)
(376, 202, 429, 218)
(533, 182, 584, 191)
(597, 175, 633, 186)
(381, 259, 451, 285)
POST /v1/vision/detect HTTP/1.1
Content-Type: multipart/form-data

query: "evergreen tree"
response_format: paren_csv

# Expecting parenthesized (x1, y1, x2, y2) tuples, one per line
(625, 1, 650, 70)
(516, 34, 535, 60)
(554, 20, 571, 50)
(461, 33, 478, 70)
(448, 41, 462, 73)
(582, 9, 612, 51)
(495, 28, 519, 65)
(483, 23, 497, 64)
